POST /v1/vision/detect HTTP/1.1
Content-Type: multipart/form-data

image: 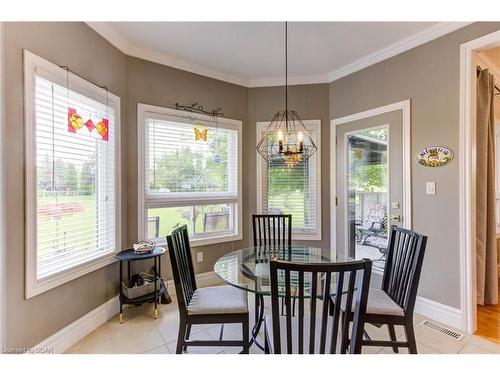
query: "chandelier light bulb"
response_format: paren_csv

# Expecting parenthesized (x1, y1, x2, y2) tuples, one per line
(277, 129, 284, 141)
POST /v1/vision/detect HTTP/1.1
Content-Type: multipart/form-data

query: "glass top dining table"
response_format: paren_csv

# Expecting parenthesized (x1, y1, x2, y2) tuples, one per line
(213, 245, 355, 297)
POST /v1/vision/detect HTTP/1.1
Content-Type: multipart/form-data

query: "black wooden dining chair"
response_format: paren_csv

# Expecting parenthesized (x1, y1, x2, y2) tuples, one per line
(166, 225, 250, 354)
(263, 258, 372, 354)
(339, 225, 428, 354)
(252, 214, 292, 249)
(252, 214, 293, 316)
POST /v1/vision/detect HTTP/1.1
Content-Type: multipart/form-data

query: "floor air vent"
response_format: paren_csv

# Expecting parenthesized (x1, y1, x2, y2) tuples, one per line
(419, 320, 465, 341)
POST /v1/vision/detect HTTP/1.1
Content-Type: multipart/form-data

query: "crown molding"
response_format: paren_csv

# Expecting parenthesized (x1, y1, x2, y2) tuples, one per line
(328, 22, 473, 82)
(87, 21, 472, 88)
(86, 22, 250, 87)
(248, 74, 330, 88)
(86, 21, 132, 53)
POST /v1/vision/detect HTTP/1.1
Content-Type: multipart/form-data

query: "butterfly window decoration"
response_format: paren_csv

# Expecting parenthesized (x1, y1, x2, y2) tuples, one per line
(194, 126, 208, 142)
(186, 116, 208, 143)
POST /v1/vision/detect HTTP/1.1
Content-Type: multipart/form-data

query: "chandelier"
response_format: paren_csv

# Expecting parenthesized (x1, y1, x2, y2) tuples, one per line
(256, 22, 317, 164)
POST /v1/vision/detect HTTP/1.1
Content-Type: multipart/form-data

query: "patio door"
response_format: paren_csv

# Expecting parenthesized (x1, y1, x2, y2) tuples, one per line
(335, 109, 405, 275)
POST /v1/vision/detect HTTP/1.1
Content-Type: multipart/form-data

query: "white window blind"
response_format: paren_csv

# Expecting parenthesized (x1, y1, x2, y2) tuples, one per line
(145, 117, 238, 197)
(257, 121, 321, 240)
(139, 105, 242, 245)
(34, 75, 116, 280)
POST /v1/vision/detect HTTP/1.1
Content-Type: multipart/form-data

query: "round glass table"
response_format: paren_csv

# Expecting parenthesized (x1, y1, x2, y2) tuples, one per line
(213, 245, 353, 350)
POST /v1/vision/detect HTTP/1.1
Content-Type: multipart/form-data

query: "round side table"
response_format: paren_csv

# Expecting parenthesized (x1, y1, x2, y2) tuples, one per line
(115, 247, 166, 323)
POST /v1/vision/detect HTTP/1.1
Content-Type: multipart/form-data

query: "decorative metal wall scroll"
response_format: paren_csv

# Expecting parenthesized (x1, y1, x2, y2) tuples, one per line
(175, 102, 224, 118)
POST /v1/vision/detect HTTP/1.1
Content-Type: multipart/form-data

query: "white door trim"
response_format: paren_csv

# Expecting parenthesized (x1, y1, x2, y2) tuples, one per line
(330, 100, 412, 261)
(459, 30, 500, 334)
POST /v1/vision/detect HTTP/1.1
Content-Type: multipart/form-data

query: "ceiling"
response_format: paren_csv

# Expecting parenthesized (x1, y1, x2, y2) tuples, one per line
(87, 22, 471, 87)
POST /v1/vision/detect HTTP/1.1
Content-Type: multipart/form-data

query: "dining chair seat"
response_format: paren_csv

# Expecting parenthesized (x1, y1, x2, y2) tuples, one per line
(341, 288, 404, 317)
(167, 225, 250, 354)
(264, 315, 327, 354)
(337, 226, 427, 354)
(187, 286, 248, 315)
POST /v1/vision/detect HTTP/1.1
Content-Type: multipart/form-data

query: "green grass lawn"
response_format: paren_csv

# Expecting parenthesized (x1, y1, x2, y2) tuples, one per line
(37, 194, 98, 258)
(148, 191, 311, 239)
(147, 206, 226, 239)
(268, 191, 306, 227)
(147, 207, 192, 238)
(37, 191, 310, 249)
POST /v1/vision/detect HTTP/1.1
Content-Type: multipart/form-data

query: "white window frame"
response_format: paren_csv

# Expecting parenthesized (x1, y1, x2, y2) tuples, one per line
(24, 50, 121, 299)
(137, 103, 243, 247)
(256, 119, 322, 241)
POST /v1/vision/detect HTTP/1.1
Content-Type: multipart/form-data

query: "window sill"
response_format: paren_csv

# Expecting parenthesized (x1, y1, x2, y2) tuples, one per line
(157, 233, 242, 248)
(293, 233, 322, 241)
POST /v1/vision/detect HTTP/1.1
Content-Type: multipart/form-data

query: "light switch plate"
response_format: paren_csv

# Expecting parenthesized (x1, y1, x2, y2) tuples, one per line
(197, 252, 204, 263)
(426, 182, 436, 195)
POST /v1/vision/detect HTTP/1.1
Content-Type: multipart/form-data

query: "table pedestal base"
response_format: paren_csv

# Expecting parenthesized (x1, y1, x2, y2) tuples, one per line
(250, 294, 265, 351)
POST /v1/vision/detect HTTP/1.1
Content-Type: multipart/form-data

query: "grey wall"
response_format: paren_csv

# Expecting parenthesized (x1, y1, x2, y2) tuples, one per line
(4, 22, 128, 348)
(125, 56, 249, 276)
(4, 21, 500, 348)
(330, 22, 500, 309)
(3, 22, 250, 349)
(248, 84, 331, 249)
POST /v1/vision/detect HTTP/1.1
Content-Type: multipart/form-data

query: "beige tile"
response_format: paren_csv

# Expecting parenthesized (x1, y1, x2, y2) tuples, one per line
(108, 313, 165, 354)
(65, 322, 114, 354)
(206, 323, 246, 340)
(204, 323, 253, 354)
(379, 342, 441, 354)
(413, 313, 427, 324)
(166, 330, 225, 354)
(143, 345, 171, 354)
(156, 316, 206, 344)
(361, 345, 384, 354)
(412, 320, 470, 354)
(70, 297, 500, 356)
(364, 322, 405, 340)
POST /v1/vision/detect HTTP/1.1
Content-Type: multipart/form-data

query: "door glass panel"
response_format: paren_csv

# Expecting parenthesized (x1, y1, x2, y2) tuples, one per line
(347, 127, 389, 271)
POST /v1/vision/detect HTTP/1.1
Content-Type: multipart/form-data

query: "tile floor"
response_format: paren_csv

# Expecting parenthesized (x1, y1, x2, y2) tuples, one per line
(66, 294, 500, 354)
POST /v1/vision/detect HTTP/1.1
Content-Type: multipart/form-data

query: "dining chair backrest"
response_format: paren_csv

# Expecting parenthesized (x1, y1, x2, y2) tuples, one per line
(166, 225, 197, 317)
(269, 258, 372, 354)
(252, 214, 292, 249)
(382, 225, 428, 315)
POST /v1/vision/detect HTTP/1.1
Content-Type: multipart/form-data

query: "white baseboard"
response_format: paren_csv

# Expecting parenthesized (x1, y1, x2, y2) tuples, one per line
(33, 271, 221, 353)
(33, 295, 119, 354)
(414, 296, 464, 331)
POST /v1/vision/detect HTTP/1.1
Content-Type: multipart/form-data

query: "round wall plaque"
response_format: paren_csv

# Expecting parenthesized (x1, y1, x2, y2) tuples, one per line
(416, 146, 454, 168)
